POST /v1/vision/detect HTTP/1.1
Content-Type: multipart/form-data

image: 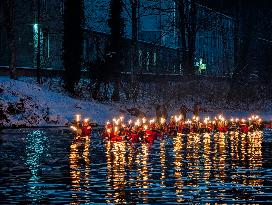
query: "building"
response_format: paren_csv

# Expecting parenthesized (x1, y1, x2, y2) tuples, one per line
(0, 0, 63, 70)
(86, 0, 235, 76)
(0, 0, 235, 76)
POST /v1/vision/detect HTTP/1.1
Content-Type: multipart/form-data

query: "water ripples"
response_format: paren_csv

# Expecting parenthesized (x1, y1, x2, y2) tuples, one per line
(0, 128, 272, 204)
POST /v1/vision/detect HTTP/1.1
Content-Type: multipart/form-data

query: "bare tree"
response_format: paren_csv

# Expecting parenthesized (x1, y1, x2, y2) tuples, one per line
(34, 0, 42, 84)
(108, 0, 125, 101)
(130, 0, 138, 81)
(3, 0, 17, 79)
(232, 1, 254, 80)
(175, 0, 197, 75)
(63, 0, 84, 93)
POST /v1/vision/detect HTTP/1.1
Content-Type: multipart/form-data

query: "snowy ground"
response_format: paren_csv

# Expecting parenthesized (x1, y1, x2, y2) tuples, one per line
(0, 76, 271, 127)
(0, 77, 126, 127)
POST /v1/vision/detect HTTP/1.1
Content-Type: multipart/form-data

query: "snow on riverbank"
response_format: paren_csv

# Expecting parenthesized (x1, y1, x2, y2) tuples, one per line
(0, 77, 271, 128)
(0, 77, 125, 127)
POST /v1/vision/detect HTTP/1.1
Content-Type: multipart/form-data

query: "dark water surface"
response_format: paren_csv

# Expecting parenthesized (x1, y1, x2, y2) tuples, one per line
(0, 128, 272, 204)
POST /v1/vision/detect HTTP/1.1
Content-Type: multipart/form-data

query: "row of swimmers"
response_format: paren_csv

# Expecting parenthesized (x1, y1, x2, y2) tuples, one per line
(102, 115, 264, 143)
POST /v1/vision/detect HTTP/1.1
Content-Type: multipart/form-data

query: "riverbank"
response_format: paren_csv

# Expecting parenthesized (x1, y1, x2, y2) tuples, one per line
(1, 77, 271, 128)
(0, 77, 125, 127)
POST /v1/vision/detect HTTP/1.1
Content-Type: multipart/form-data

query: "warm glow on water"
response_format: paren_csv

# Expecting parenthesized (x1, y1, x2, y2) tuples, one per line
(0, 128, 272, 204)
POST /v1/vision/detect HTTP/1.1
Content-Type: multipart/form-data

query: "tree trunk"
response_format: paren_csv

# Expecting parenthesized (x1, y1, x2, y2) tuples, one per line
(228, 2, 254, 101)
(232, 2, 253, 79)
(176, 0, 187, 73)
(4, 0, 17, 80)
(36, 0, 42, 84)
(108, 0, 124, 101)
(112, 77, 120, 101)
(186, 33, 196, 75)
(63, 0, 84, 93)
(131, 0, 138, 81)
(176, 0, 197, 75)
(186, 0, 197, 75)
(9, 30, 17, 80)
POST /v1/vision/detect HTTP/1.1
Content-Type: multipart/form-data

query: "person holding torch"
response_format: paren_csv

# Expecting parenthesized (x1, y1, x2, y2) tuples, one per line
(81, 118, 92, 136)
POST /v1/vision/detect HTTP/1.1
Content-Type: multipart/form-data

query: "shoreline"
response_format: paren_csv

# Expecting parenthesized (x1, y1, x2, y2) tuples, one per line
(0, 125, 103, 130)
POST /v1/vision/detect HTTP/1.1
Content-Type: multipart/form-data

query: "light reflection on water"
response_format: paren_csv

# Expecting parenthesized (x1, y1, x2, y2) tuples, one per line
(0, 129, 272, 204)
(25, 130, 47, 203)
(69, 136, 91, 205)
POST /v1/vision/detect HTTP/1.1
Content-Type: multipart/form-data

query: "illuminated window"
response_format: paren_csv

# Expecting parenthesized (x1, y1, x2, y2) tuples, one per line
(33, 24, 45, 68)
(179, 64, 182, 74)
(146, 51, 150, 71)
(138, 49, 142, 67)
(33, 24, 39, 68)
(153, 52, 157, 66)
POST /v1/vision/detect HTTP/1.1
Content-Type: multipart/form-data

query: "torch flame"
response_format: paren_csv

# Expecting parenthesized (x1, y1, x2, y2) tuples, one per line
(142, 117, 147, 124)
(70, 126, 77, 131)
(76, 114, 80, 122)
(160, 118, 166, 124)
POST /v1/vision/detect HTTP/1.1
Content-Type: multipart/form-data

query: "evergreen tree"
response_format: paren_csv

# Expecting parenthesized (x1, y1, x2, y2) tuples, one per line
(63, 0, 84, 93)
(108, 0, 124, 101)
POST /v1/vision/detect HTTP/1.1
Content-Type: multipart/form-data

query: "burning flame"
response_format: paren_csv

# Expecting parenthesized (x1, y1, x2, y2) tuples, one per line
(149, 119, 155, 124)
(142, 117, 147, 124)
(160, 118, 166, 124)
(70, 126, 77, 131)
(75, 114, 80, 122)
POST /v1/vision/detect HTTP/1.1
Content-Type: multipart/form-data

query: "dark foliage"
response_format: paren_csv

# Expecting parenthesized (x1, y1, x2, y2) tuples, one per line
(63, 0, 84, 92)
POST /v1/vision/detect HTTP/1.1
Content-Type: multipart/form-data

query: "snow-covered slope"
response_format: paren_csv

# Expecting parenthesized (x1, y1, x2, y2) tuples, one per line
(0, 77, 123, 127)
(0, 77, 271, 127)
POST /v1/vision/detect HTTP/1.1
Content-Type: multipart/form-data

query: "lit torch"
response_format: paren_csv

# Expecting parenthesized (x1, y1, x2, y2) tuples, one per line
(75, 114, 80, 122)
(160, 118, 166, 124)
(149, 119, 155, 124)
(70, 125, 77, 131)
(135, 119, 140, 127)
(142, 117, 147, 124)
(144, 125, 148, 130)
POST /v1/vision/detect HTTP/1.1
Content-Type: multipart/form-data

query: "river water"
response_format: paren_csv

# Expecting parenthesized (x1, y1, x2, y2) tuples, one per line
(0, 128, 272, 204)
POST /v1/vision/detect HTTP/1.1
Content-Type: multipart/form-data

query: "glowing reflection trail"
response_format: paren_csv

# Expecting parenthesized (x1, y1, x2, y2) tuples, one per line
(0, 128, 271, 204)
